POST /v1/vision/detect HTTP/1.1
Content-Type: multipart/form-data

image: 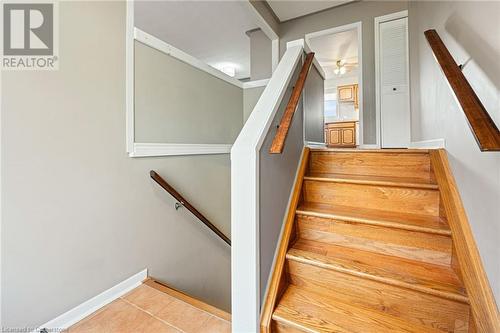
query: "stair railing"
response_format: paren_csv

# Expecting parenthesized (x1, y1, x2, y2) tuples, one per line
(150, 170, 231, 246)
(424, 29, 500, 151)
(230, 37, 325, 330)
(269, 52, 315, 154)
(231, 42, 305, 332)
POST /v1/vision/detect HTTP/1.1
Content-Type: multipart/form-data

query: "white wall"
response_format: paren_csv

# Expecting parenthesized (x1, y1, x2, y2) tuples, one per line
(1, 1, 235, 327)
(409, 1, 500, 302)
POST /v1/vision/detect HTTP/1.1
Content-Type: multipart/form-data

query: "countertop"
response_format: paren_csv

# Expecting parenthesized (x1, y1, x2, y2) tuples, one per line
(325, 120, 359, 125)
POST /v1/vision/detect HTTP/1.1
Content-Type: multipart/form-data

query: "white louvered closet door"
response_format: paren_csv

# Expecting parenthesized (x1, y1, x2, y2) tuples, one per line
(379, 17, 410, 148)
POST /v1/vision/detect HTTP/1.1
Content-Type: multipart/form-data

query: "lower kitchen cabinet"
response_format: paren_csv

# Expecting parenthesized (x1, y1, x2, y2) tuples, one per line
(325, 121, 357, 147)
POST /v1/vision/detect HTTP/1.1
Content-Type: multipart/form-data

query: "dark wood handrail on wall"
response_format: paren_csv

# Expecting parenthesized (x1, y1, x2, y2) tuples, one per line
(425, 29, 500, 151)
(150, 171, 231, 246)
(269, 52, 315, 154)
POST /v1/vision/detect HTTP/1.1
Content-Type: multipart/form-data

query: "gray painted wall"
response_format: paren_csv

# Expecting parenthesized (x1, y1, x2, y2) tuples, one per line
(135, 41, 243, 144)
(1, 1, 235, 327)
(248, 29, 273, 81)
(408, 1, 500, 302)
(259, 63, 303, 302)
(278, 1, 409, 145)
(249, 0, 280, 38)
(304, 65, 325, 143)
(243, 86, 265, 123)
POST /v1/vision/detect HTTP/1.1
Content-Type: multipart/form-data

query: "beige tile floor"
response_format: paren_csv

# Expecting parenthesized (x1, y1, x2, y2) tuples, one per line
(68, 284, 231, 333)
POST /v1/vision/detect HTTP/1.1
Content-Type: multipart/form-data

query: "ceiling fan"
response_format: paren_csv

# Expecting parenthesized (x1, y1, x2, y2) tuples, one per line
(333, 59, 357, 75)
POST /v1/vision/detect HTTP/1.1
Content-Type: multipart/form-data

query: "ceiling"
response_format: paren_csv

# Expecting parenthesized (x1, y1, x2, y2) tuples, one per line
(134, 1, 258, 80)
(266, 0, 356, 22)
(307, 29, 358, 79)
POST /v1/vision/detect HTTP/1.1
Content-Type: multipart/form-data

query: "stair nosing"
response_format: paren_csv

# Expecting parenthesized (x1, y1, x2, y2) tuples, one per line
(271, 313, 320, 333)
(295, 209, 451, 236)
(303, 175, 439, 190)
(309, 148, 430, 154)
(286, 250, 469, 304)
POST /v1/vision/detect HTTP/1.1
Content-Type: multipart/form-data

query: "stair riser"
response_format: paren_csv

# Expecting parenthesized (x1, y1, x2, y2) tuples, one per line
(286, 260, 470, 332)
(302, 180, 440, 216)
(309, 152, 432, 181)
(296, 215, 452, 266)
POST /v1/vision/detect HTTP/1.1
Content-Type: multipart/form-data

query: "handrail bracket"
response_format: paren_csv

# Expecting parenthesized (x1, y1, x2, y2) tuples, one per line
(150, 170, 231, 246)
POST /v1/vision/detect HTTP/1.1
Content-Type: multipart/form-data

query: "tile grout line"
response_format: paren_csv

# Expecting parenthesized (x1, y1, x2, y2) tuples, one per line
(120, 296, 188, 333)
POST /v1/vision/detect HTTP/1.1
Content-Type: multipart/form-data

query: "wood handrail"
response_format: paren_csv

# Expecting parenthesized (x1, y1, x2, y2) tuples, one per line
(269, 52, 315, 154)
(150, 170, 231, 246)
(424, 29, 500, 151)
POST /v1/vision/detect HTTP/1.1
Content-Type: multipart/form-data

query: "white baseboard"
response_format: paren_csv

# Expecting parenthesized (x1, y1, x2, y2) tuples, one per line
(410, 138, 445, 149)
(305, 141, 326, 148)
(358, 144, 380, 149)
(33, 269, 148, 333)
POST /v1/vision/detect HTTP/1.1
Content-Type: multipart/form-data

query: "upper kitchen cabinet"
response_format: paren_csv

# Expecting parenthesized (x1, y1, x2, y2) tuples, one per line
(338, 84, 359, 109)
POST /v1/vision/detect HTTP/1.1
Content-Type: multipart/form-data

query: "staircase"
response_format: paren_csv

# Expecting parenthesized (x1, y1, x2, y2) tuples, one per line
(268, 148, 472, 333)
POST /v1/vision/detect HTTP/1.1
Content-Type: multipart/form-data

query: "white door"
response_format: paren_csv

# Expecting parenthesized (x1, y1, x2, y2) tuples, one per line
(378, 16, 410, 148)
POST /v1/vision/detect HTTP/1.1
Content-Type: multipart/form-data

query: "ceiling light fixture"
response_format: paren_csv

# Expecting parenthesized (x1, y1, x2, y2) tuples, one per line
(334, 59, 347, 76)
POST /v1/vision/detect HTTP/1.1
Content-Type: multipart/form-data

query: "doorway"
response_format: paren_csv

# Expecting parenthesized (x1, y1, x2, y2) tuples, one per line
(305, 22, 363, 148)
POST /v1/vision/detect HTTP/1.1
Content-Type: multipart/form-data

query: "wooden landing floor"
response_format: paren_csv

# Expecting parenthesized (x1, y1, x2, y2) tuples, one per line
(68, 281, 231, 333)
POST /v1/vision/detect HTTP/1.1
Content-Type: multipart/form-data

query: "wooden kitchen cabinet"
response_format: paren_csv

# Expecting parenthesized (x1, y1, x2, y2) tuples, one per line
(325, 121, 357, 147)
(338, 84, 359, 108)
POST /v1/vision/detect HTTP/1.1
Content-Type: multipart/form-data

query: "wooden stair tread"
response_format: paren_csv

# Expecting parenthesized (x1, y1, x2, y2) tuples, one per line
(272, 285, 443, 333)
(287, 240, 468, 303)
(286, 260, 470, 331)
(304, 173, 438, 189)
(309, 148, 430, 153)
(296, 202, 450, 235)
